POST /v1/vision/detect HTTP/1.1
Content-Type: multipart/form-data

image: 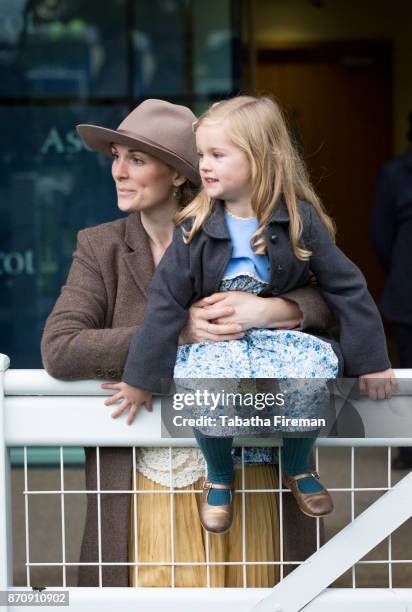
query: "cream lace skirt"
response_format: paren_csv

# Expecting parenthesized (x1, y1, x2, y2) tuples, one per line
(129, 464, 280, 587)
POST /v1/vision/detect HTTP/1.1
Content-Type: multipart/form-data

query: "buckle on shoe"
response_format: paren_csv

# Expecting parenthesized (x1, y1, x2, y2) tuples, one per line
(203, 480, 213, 489)
(312, 471, 320, 479)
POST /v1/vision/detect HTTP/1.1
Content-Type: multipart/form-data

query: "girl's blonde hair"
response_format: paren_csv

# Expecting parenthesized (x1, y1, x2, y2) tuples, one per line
(175, 95, 335, 260)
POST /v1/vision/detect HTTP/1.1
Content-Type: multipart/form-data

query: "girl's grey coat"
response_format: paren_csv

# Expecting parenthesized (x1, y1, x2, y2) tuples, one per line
(41, 211, 335, 587)
(123, 199, 391, 392)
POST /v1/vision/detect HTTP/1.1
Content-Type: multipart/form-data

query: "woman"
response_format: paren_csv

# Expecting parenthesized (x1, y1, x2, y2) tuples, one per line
(41, 99, 336, 588)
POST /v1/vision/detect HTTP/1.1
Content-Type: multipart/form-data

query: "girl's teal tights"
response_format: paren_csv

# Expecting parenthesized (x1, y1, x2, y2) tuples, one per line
(282, 433, 323, 493)
(194, 428, 323, 506)
(194, 429, 234, 506)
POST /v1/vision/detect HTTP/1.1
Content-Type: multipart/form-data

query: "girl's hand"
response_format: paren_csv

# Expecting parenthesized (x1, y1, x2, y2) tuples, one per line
(358, 368, 398, 400)
(101, 382, 153, 425)
(179, 299, 245, 344)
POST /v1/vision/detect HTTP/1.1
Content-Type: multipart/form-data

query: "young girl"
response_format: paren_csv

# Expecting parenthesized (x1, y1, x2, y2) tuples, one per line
(108, 95, 395, 533)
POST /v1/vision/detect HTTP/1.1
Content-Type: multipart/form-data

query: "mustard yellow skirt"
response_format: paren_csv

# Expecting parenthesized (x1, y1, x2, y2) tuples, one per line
(129, 464, 280, 587)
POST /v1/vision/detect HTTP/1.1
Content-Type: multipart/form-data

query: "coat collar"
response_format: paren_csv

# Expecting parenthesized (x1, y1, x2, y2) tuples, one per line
(203, 198, 290, 239)
(124, 211, 151, 250)
(123, 212, 155, 298)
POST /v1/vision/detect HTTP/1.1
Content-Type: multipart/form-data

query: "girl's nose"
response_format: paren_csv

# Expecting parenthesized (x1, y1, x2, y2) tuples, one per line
(199, 156, 212, 172)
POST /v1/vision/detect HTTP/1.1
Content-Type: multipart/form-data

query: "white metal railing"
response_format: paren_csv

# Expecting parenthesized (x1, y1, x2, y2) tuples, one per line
(1, 354, 412, 611)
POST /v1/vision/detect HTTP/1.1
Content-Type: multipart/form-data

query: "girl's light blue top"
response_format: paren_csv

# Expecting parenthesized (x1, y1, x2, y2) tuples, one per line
(223, 212, 270, 283)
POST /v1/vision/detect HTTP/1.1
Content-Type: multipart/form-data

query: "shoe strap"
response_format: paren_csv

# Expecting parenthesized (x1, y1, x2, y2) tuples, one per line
(203, 480, 234, 490)
(287, 471, 320, 481)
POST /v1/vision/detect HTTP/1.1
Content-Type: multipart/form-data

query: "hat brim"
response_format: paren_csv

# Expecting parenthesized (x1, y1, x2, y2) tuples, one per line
(76, 124, 201, 187)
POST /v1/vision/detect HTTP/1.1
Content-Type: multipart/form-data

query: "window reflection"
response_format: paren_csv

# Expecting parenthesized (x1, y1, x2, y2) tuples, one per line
(0, 0, 242, 367)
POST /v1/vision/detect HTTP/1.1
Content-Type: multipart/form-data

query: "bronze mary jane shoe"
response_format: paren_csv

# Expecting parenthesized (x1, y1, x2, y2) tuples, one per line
(198, 480, 235, 534)
(283, 471, 334, 518)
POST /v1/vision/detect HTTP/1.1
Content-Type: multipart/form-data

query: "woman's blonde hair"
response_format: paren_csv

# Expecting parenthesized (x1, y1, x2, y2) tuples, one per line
(175, 95, 335, 260)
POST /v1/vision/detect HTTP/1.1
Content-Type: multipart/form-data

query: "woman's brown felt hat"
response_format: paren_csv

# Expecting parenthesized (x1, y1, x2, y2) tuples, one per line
(76, 99, 201, 186)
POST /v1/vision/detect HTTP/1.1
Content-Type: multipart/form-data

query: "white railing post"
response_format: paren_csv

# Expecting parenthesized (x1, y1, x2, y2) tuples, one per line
(0, 353, 13, 589)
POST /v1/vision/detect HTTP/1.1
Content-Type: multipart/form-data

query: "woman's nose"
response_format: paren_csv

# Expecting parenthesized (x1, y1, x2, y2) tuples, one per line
(112, 158, 129, 179)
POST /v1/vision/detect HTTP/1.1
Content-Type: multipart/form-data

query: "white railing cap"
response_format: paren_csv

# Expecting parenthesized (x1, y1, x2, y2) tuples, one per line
(0, 354, 10, 373)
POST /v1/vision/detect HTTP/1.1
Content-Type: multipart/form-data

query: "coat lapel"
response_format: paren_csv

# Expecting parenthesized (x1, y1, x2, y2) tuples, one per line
(123, 212, 155, 299)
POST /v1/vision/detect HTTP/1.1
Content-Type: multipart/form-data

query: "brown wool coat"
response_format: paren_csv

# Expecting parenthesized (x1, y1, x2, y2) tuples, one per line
(41, 211, 335, 587)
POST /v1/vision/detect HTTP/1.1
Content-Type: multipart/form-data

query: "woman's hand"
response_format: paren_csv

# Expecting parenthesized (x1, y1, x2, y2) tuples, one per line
(358, 368, 398, 400)
(101, 382, 153, 425)
(186, 291, 302, 334)
(179, 299, 245, 344)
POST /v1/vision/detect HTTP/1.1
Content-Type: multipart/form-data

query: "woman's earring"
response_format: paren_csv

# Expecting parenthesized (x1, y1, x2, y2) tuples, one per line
(173, 186, 180, 199)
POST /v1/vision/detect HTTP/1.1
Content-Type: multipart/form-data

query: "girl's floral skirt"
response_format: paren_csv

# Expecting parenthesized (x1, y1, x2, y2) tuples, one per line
(173, 275, 339, 436)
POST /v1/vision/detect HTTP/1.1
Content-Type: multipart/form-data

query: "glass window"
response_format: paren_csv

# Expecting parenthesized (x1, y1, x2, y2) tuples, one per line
(132, 0, 240, 97)
(0, 104, 127, 367)
(0, 0, 129, 98)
